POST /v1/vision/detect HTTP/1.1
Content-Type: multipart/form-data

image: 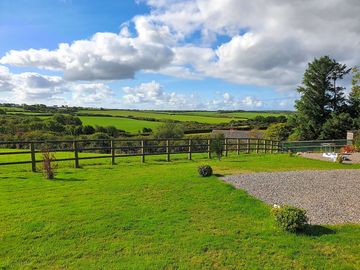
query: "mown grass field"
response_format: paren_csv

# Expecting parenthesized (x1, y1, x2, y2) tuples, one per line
(224, 111, 291, 118)
(0, 106, 25, 112)
(164, 110, 291, 119)
(1, 152, 360, 269)
(79, 109, 291, 122)
(78, 116, 161, 133)
(79, 110, 239, 124)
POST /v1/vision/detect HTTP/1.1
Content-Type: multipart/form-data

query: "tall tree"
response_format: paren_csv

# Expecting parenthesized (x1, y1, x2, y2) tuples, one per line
(348, 66, 360, 118)
(328, 62, 351, 113)
(294, 56, 349, 139)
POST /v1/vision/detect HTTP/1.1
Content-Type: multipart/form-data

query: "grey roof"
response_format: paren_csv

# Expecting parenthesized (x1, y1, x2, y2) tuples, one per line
(212, 129, 263, 138)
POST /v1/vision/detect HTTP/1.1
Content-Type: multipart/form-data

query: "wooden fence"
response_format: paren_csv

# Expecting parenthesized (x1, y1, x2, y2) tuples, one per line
(0, 138, 283, 172)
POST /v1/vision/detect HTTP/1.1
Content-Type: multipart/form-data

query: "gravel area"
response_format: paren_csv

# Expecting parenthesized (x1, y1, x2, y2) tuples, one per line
(222, 170, 360, 224)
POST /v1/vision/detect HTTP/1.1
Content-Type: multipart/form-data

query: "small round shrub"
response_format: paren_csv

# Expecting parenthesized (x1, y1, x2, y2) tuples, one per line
(198, 165, 213, 177)
(271, 205, 308, 232)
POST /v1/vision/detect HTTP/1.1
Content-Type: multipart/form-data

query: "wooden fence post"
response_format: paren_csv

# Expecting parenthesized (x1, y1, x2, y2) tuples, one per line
(236, 138, 240, 155)
(208, 139, 211, 159)
(141, 140, 145, 163)
(111, 140, 115, 165)
(256, 139, 260, 153)
(73, 141, 79, 168)
(30, 142, 36, 172)
(264, 140, 267, 153)
(225, 138, 228, 157)
(188, 139, 192, 160)
(166, 140, 170, 162)
(246, 139, 250, 153)
(270, 140, 274, 153)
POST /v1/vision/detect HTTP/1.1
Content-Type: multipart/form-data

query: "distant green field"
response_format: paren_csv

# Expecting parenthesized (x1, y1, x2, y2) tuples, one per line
(79, 109, 290, 123)
(163, 111, 290, 119)
(79, 110, 238, 124)
(2, 107, 290, 124)
(223, 111, 291, 118)
(0, 106, 25, 112)
(79, 116, 161, 133)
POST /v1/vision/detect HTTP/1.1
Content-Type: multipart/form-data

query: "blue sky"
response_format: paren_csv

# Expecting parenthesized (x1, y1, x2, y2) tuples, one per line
(0, 0, 357, 110)
(0, 1, 148, 53)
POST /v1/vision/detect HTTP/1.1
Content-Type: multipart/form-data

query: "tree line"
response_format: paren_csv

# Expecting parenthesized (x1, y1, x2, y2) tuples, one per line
(0, 114, 128, 142)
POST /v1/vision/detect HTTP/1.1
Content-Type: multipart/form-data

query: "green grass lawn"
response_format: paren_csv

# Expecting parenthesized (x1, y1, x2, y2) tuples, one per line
(78, 116, 161, 133)
(1, 153, 360, 269)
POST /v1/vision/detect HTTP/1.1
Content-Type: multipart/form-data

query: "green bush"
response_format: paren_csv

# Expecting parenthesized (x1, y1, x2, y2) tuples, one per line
(264, 123, 291, 141)
(198, 165, 213, 177)
(154, 122, 184, 139)
(271, 205, 308, 232)
(355, 134, 360, 151)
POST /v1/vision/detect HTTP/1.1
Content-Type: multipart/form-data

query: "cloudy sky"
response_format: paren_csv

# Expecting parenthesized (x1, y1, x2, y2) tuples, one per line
(0, 0, 359, 110)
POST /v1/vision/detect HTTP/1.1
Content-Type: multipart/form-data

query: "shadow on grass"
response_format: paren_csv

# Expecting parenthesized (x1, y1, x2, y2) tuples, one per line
(0, 176, 28, 180)
(299, 224, 336, 236)
(214, 173, 225, 177)
(53, 177, 85, 182)
(221, 160, 247, 163)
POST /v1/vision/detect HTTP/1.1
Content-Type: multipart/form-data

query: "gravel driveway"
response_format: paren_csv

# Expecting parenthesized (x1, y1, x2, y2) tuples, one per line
(222, 170, 360, 224)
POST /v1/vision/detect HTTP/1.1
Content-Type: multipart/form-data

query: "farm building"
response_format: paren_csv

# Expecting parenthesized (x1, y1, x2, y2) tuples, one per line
(211, 129, 264, 139)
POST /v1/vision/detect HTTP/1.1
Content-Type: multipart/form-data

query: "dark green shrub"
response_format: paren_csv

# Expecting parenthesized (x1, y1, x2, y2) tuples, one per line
(198, 165, 213, 177)
(82, 125, 95, 135)
(355, 134, 360, 151)
(154, 122, 184, 139)
(271, 205, 308, 232)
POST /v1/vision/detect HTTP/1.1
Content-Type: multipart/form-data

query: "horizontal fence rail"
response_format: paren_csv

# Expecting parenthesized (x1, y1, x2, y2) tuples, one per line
(0, 138, 283, 171)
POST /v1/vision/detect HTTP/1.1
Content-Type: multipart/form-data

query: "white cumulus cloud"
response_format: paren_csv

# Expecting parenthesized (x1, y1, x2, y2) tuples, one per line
(0, 66, 66, 103)
(144, 0, 360, 90)
(207, 92, 263, 110)
(0, 17, 174, 81)
(0, 65, 116, 106)
(71, 83, 115, 106)
(122, 81, 191, 109)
